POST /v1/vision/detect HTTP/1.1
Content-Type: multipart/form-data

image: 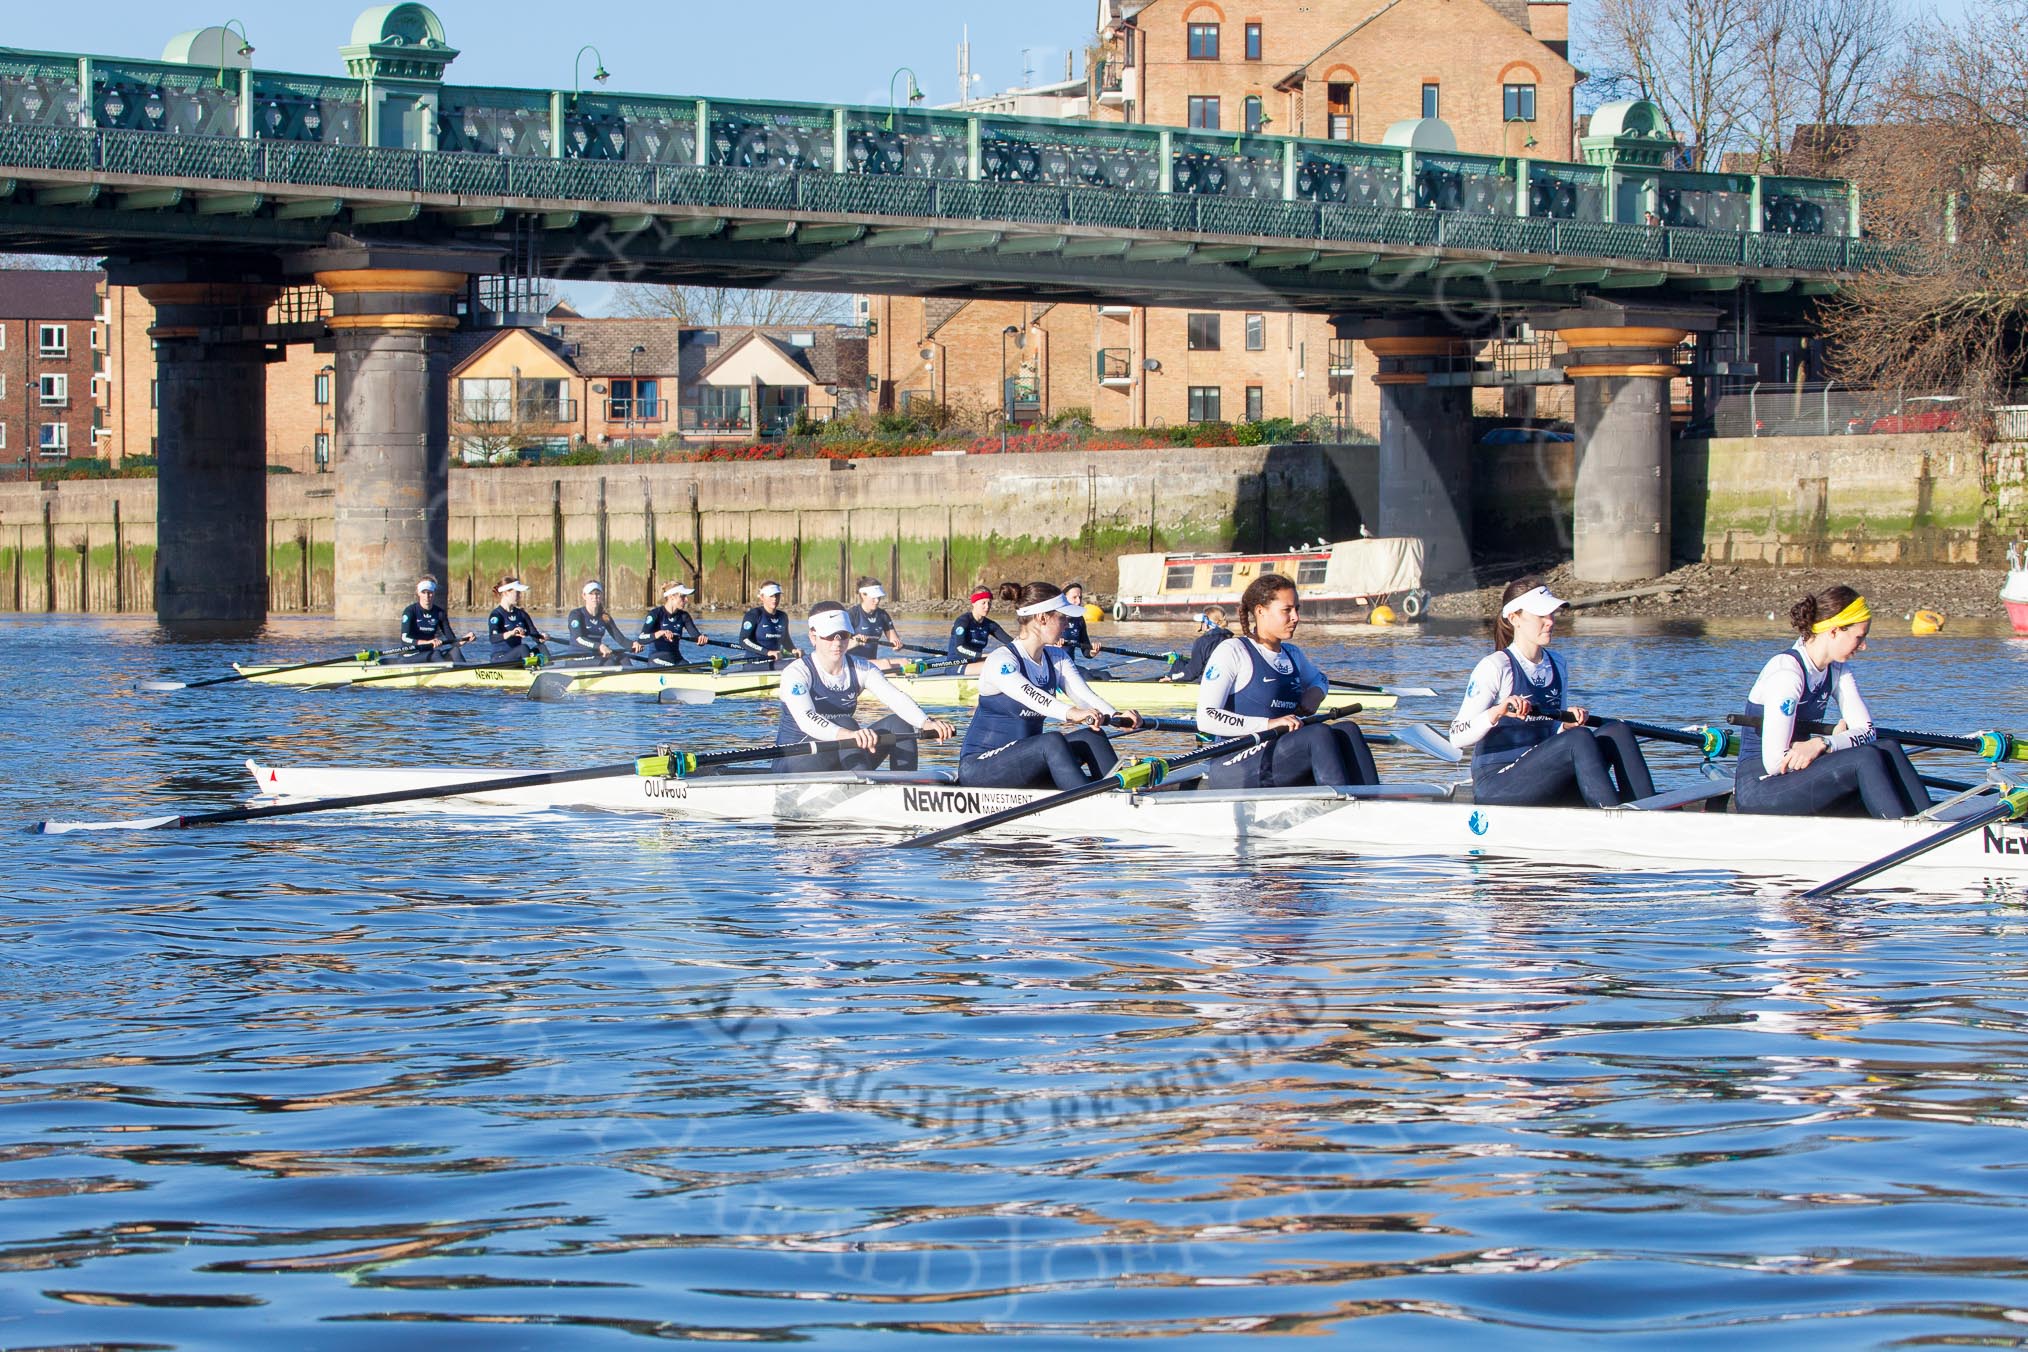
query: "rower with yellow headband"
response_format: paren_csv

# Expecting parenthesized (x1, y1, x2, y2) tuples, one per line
(1734, 583, 1931, 819)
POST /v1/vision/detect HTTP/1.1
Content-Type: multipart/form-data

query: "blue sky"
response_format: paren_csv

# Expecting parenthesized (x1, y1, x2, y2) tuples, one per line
(11, 2, 1098, 111)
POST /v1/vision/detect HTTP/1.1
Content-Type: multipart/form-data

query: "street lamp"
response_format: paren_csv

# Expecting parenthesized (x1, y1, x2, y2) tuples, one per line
(573, 45, 610, 107)
(626, 343, 645, 463)
(999, 325, 1025, 454)
(886, 67, 924, 131)
(214, 19, 254, 91)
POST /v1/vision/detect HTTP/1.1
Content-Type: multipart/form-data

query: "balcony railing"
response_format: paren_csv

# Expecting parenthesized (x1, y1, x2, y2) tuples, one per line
(601, 397, 667, 423)
(679, 404, 753, 434)
(458, 398, 579, 425)
(1097, 348, 1133, 385)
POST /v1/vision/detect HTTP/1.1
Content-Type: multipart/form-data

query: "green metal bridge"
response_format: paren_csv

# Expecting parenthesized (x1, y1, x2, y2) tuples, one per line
(0, 6, 1871, 314)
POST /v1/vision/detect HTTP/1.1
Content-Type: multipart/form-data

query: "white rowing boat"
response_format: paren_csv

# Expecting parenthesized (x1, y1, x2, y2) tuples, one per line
(241, 760, 2028, 890)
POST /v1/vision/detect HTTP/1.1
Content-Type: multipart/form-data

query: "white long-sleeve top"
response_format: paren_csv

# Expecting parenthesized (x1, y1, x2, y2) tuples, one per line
(974, 643, 1115, 720)
(778, 655, 933, 741)
(1194, 635, 1327, 735)
(1748, 642, 1874, 774)
(1448, 646, 1567, 751)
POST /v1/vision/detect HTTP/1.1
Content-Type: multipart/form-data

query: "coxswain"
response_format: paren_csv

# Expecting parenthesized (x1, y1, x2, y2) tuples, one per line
(1162, 606, 1231, 683)
(399, 575, 459, 662)
(640, 581, 702, 663)
(486, 577, 548, 662)
(773, 602, 956, 773)
(739, 581, 794, 667)
(957, 582, 1143, 790)
(1447, 579, 1655, 807)
(947, 586, 1013, 670)
(1734, 584, 1928, 818)
(1059, 581, 1101, 662)
(847, 577, 902, 664)
(1196, 574, 1379, 788)
(566, 581, 641, 665)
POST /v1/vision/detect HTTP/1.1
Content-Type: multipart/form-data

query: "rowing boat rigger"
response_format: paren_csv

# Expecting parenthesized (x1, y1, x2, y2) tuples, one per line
(240, 760, 2028, 890)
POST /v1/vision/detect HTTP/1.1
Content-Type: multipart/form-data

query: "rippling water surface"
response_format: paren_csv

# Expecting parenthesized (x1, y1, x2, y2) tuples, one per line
(6, 613, 2028, 1347)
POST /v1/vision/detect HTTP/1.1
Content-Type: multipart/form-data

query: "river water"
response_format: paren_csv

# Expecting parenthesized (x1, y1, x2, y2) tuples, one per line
(5, 613, 2028, 1347)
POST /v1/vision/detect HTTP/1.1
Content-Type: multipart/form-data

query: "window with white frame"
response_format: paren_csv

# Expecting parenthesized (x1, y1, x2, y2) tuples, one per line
(0, 325, 8, 351)
(458, 377, 512, 422)
(0, 373, 7, 399)
(0, 422, 7, 450)
(39, 324, 67, 357)
(40, 422, 68, 456)
(40, 374, 68, 406)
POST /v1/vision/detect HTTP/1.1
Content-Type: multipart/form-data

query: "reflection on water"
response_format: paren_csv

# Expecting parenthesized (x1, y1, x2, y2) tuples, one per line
(3, 616, 2028, 1344)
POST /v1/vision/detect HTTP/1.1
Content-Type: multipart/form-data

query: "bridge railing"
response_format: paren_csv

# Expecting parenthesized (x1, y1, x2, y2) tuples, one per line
(0, 122, 1883, 275)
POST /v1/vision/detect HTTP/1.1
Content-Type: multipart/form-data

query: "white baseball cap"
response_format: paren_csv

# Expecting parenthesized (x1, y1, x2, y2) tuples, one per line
(808, 609, 853, 639)
(758, 582, 783, 597)
(663, 582, 694, 597)
(1501, 585, 1567, 619)
(582, 580, 603, 594)
(1017, 593, 1084, 618)
(858, 582, 886, 599)
(496, 579, 530, 594)
(416, 579, 437, 592)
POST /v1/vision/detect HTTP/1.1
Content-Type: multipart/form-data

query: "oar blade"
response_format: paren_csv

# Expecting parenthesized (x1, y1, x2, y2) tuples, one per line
(140, 680, 188, 693)
(527, 671, 578, 703)
(658, 687, 714, 706)
(1395, 723, 1464, 764)
(38, 814, 184, 834)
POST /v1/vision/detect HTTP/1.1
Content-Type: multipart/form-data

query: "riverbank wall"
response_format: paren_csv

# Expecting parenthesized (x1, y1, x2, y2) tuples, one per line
(3, 434, 2019, 616)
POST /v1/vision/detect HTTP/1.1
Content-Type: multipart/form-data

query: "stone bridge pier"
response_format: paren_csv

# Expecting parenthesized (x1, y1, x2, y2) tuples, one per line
(1337, 319, 1477, 585)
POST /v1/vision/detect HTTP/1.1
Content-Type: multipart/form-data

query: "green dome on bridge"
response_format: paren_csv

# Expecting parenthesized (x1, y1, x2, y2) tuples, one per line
(341, 4, 458, 82)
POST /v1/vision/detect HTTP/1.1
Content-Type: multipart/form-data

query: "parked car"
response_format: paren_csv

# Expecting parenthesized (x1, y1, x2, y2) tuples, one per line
(1868, 396, 1965, 434)
(1477, 426, 1575, 445)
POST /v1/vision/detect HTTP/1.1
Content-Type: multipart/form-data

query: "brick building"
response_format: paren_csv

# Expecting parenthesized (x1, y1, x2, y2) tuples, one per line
(0, 269, 106, 470)
(877, 0, 1579, 434)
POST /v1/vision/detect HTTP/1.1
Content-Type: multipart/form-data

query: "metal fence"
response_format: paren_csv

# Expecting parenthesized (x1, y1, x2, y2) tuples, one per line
(1708, 385, 2028, 438)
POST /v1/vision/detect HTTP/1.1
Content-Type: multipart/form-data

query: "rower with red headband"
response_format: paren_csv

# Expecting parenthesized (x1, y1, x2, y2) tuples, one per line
(947, 585, 1014, 669)
(1734, 583, 1929, 818)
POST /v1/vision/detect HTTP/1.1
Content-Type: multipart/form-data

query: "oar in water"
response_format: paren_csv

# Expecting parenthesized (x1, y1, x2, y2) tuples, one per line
(896, 703, 1364, 849)
(142, 643, 443, 692)
(1799, 786, 2028, 899)
(37, 733, 931, 835)
(655, 681, 781, 706)
(1727, 714, 2028, 764)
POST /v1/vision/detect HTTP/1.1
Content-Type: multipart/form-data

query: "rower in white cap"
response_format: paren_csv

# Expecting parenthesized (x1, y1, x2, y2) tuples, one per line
(739, 581, 795, 667)
(773, 602, 956, 774)
(567, 580, 641, 666)
(639, 580, 702, 663)
(847, 576, 903, 666)
(399, 574, 461, 662)
(486, 574, 549, 661)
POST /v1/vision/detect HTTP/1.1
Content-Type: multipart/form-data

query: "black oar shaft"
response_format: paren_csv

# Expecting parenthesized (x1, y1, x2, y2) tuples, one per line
(1799, 787, 2028, 899)
(177, 647, 404, 689)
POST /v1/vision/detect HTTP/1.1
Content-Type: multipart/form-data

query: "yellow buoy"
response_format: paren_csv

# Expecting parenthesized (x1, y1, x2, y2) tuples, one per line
(1370, 604, 1398, 626)
(1083, 603, 1104, 625)
(1911, 609, 1945, 636)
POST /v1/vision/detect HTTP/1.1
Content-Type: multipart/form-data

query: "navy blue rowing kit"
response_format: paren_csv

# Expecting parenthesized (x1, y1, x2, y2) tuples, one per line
(399, 602, 456, 660)
(638, 605, 701, 661)
(1060, 610, 1095, 659)
(1194, 636, 1377, 790)
(848, 605, 896, 650)
(487, 605, 546, 661)
(1451, 647, 1653, 808)
(740, 606, 792, 660)
(567, 607, 632, 663)
(1734, 647, 1926, 818)
(948, 614, 1012, 662)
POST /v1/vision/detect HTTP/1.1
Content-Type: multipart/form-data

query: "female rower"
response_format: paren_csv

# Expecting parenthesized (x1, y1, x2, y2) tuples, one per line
(1196, 574, 1379, 789)
(958, 582, 1144, 790)
(399, 575, 458, 662)
(739, 581, 793, 666)
(774, 602, 956, 773)
(1059, 581, 1100, 661)
(847, 577, 902, 663)
(639, 581, 702, 663)
(566, 580, 641, 665)
(486, 577, 549, 662)
(1162, 606, 1231, 683)
(1735, 584, 1928, 818)
(1448, 579, 1654, 807)
(947, 585, 1013, 669)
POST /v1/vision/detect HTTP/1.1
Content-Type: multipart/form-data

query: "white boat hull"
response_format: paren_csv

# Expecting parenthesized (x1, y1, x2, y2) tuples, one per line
(242, 761, 2028, 890)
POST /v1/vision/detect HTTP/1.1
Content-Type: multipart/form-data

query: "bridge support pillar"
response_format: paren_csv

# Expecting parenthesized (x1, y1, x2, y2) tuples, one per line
(315, 267, 467, 627)
(1554, 324, 1690, 583)
(142, 282, 281, 627)
(1361, 331, 1474, 584)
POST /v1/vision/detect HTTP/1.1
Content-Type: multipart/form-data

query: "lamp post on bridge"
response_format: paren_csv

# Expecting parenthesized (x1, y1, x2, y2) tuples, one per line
(573, 45, 610, 107)
(213, 19, 254, 90)
(886, 68, 924, 131)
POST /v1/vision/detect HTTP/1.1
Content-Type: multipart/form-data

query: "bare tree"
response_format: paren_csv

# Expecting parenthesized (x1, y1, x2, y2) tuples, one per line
(0, 253, 103, 271)
(1737, 0, 1901, 172)
(1822, 0, 2028, 415)
(1581, 0, 1766, 168)
(613, 284, 854, 327)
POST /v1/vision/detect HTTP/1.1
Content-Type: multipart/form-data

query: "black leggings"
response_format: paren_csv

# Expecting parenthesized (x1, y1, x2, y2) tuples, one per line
(773, 714, 921, 774)
(1205, 723, 1379, 790)
(959, 728, 1118, 791)
(1473, 720, 1657, 808)
(1735, 741, 1929, 819)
